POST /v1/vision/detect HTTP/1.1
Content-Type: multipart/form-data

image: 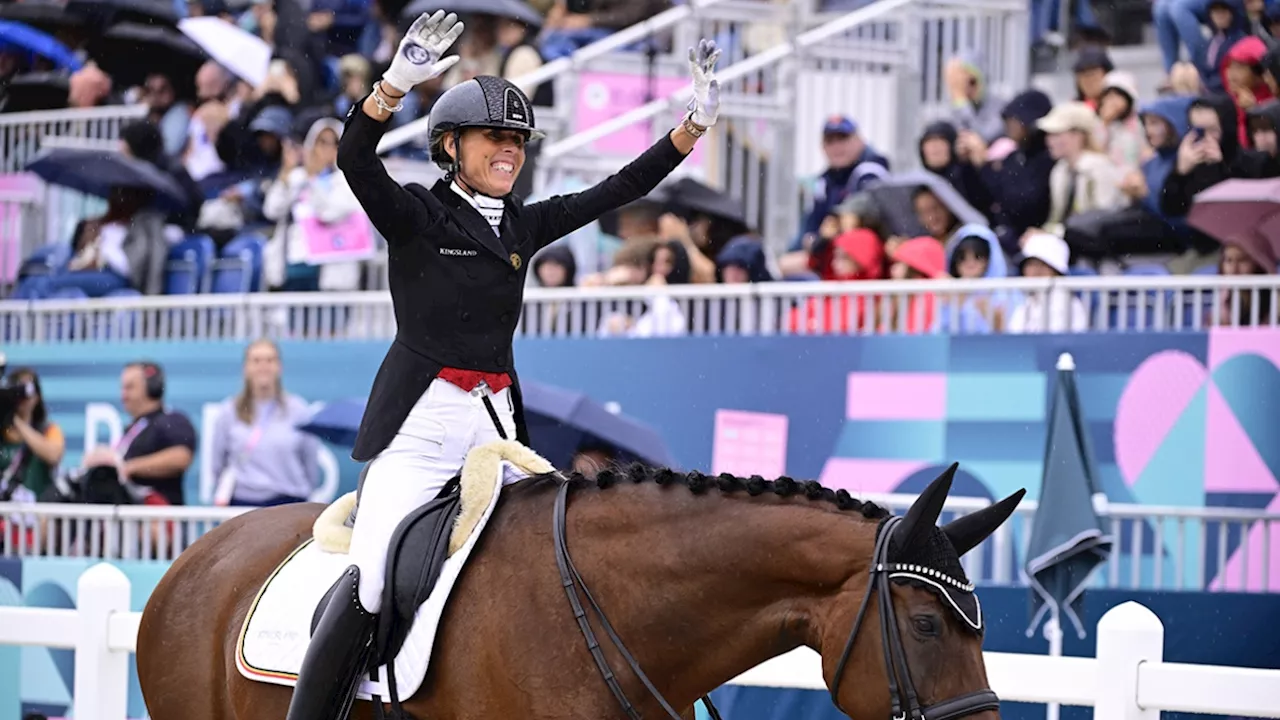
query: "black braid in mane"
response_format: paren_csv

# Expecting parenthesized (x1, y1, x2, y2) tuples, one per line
(532, 463, 890, 520)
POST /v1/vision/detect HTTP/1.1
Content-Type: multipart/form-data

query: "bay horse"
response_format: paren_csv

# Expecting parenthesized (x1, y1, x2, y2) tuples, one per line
(137, 457, 1023, 720)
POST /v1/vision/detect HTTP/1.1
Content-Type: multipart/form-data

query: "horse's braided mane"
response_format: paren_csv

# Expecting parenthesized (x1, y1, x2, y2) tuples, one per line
(531, 463, 890, 520)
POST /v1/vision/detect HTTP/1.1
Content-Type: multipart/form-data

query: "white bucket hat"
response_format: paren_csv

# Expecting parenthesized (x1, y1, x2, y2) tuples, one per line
(1020, 230, 1070, 275)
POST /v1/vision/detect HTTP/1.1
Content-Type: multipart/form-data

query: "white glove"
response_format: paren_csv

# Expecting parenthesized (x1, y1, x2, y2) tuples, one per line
(382, 10, 465, 95)
(686, 38, 722, 128)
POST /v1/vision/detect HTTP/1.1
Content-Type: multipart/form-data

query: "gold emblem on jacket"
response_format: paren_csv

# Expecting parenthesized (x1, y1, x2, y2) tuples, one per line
(510, 253, 522, 270)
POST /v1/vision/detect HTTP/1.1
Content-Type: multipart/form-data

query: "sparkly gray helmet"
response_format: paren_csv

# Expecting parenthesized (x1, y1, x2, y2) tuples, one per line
(426, 76, 544, 172)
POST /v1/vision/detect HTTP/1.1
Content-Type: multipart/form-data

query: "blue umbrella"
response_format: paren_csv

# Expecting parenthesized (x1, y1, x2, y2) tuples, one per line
(1025, 352, 1113, 642)
(298, 397, 367, 447)
(25, 148, 189, 212)
(520, 380, 676, 470)
(298, 381, 677, 471)
(0, 20, 83, 71)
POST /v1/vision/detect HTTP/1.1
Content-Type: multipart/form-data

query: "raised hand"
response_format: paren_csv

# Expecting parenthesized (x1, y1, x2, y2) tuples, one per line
(382, 10, 465, 95)
(686, 38, 721, 128)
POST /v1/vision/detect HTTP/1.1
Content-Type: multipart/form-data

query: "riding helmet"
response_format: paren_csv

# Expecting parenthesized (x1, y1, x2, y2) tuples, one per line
(426, 76, 544, 169)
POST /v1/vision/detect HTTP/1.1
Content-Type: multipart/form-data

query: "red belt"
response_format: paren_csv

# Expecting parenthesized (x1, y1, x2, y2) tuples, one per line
(437, 367, 513, 394)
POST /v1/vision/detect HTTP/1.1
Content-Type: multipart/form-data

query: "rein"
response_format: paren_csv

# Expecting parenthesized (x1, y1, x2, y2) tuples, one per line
(552, 478, 724, 720)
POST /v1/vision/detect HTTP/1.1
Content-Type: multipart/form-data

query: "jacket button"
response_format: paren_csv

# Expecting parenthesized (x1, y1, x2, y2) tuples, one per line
(494, 356, 505, 367)
(500, 312, 512, 323)
(461, 311, 471, 322)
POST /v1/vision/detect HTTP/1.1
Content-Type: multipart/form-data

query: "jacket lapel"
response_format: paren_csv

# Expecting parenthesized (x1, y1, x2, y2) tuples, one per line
(431, 181, 510, 264)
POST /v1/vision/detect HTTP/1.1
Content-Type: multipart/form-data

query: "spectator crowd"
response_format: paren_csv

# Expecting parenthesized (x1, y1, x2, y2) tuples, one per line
(0, 0, 1278, 335)
(1, 340, 323, 518)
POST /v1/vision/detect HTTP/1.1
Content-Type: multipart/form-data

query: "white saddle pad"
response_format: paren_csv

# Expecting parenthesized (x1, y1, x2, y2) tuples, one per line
(235, 460, 528, 701)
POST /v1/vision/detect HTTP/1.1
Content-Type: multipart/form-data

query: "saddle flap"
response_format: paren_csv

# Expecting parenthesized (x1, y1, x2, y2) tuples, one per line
(375, 476, 463, 667)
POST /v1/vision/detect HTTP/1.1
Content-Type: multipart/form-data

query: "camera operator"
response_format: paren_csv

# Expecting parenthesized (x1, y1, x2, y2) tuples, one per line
(0, 367, 66, 502)
(81, 361, 196, 506)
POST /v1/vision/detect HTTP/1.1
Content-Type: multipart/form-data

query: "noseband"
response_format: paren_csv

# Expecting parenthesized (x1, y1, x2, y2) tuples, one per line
(831, 516, 1000, 720)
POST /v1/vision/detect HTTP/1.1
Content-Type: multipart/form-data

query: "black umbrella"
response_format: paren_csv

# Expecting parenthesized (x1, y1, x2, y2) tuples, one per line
(87, 22, 206, 92)
(0, 2, 90, 37)
(400, 0, 543, 27)
(65, 0, 178, 28)
(1025, 352, 1113, 644)
(25, 147, 189, 211)
(521, 380, 677, 471)
(297, 383, 678, 473)
(865, 169, 988, 238)
(0, 71, 69, 113)
(653, 176, 748, 226)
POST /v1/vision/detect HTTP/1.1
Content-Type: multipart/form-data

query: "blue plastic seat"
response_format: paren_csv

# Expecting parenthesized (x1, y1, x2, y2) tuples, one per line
(17, 243, 72, 278)
(1124, 263, 1171, 276)
(165, 235, 216, 294)
(211, 232, 267, 294)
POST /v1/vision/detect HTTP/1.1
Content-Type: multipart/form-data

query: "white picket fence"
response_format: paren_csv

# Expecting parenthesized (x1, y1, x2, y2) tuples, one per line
(2, 563, 1279, 720)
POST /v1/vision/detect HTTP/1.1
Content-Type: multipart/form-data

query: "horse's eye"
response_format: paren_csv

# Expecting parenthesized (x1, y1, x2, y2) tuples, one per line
(911, 616, 939, 636)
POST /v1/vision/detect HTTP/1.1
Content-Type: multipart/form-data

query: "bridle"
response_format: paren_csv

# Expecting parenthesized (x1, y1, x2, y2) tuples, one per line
(552, 480, 998, 720)
(830, 516, 1001, 720)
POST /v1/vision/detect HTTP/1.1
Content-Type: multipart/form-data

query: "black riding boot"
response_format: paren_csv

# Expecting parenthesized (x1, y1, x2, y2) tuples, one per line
(285, 565, 377, 720)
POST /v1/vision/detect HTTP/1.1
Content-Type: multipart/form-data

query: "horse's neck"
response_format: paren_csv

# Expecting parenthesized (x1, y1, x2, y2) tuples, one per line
(569, 483, 876, 709)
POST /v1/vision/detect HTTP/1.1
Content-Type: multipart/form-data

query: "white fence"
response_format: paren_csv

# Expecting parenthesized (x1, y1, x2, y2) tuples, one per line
(4, 495, 1277, 593)
(2, 275, 1277, 343)
(1, 564, 1278, 720)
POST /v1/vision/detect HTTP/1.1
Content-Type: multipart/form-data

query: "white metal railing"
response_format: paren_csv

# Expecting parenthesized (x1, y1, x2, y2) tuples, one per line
(4, 496, 1276, 593)
(0, 104, 148, 174)
(2, 565, 1278, 720)
(1, 275, 1276, 343)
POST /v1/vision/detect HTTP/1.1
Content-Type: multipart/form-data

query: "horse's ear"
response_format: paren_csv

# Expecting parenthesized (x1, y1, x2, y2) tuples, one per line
(942, 489, 1027, 557)
(896, 463, 957, 550)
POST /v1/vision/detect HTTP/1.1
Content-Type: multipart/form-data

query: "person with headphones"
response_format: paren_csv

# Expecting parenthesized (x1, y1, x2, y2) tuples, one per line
(81, 361, 197, 505)
(285, 10, 722, 720)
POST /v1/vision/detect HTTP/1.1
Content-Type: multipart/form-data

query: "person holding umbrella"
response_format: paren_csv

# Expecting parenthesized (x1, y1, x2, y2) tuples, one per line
(284, 10, 721, 719)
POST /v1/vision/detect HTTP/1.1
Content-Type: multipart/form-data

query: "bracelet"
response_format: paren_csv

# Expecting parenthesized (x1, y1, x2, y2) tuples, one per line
(681, 112, 707, 138)
(372, 81, 405, 113)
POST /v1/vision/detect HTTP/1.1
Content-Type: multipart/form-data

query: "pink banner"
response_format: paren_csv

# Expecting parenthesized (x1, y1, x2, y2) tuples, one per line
(297, 211, 376, 264)
(712, 409, 788, 479)
(0, 173, 43, 284)
(574, 71, 705, 166)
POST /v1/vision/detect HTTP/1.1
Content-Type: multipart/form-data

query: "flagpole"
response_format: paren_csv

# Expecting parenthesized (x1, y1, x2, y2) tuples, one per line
(1043, 606, 1064, 720)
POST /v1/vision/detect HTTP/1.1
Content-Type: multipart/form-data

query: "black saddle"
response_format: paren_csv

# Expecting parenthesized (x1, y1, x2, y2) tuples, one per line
(311, 474, 463, 668)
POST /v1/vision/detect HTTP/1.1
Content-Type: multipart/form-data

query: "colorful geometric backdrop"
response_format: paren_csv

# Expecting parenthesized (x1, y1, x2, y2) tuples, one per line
(5, 329, 1279, 593)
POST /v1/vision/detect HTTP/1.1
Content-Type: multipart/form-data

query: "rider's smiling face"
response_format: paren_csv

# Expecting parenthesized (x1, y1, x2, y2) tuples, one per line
(447, 128, 528, 196)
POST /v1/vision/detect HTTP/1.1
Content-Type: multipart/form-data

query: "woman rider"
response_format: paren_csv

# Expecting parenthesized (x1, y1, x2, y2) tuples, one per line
(285, 11, 722, 720)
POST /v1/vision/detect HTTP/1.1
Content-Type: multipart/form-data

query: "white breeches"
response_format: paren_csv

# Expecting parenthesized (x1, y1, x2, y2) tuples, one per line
(347, 379, 516, 612)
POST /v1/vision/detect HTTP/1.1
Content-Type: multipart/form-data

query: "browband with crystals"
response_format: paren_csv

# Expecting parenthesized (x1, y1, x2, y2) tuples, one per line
(875, 562, 975, 593)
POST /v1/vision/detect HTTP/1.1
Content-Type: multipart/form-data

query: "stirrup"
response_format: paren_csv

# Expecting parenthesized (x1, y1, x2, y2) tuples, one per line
(285, 565, 378, 720)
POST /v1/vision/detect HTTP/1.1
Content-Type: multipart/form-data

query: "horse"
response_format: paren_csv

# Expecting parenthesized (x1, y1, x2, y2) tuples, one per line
(136, 445, 1023, 720)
